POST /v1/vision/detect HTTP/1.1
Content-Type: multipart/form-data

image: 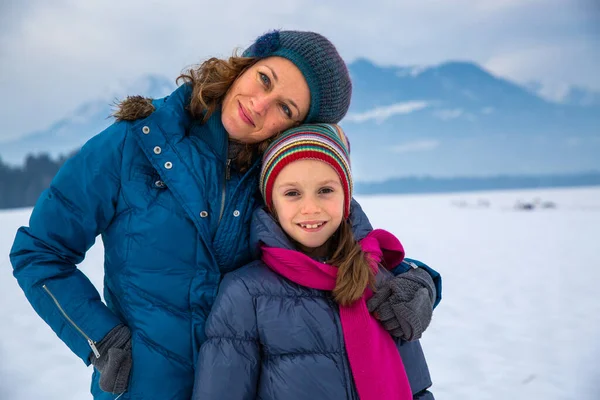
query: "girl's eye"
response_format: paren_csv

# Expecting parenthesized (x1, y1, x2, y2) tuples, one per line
(284, 190, 300, 197)
(280, 103, 292, 118)
(259, 72, 271, 88)
(319, 187, 334, 194)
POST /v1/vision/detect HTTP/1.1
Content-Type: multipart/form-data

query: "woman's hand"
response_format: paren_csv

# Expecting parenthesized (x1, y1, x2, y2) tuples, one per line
(90, 324, 132, 394)
(367, 268, 436, 341)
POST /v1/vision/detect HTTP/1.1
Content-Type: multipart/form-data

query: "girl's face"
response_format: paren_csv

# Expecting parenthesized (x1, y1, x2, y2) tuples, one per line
(221, 56, 310, 144)
(272, 159, 344, 258)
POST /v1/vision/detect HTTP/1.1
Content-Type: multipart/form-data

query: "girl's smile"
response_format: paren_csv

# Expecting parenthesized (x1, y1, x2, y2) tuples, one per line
(296, 221, 328, 232)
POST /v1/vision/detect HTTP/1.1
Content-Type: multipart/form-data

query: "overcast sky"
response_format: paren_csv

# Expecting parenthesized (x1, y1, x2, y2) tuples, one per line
(1, 0, 598, 141)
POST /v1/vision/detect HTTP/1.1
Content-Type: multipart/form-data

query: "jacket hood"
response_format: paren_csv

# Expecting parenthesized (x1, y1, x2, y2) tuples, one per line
(250, 198, 373, 259)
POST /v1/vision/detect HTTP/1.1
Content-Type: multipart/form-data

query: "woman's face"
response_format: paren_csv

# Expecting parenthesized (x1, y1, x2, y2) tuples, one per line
(221, 56, 310, 144)
(272, 159, 344, 258)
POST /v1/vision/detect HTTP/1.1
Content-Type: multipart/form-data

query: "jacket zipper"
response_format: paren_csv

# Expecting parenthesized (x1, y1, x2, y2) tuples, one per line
(218, 158, 231, 225)
(43, 284, 101, 358)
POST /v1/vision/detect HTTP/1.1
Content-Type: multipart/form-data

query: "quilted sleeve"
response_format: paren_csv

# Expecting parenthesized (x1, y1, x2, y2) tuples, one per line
(9, 122, 127, 364)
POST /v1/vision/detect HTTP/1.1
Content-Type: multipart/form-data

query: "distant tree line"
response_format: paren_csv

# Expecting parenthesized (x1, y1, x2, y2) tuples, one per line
(0, 153, 72, 210)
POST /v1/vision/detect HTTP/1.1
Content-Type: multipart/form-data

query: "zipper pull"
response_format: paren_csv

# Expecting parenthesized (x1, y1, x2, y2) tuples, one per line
(88, 339, 101, 359)
(226, 159, 232, 181)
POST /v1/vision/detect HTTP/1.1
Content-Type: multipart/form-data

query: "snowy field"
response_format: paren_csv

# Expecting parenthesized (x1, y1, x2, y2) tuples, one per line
(1, 186, 599, 400)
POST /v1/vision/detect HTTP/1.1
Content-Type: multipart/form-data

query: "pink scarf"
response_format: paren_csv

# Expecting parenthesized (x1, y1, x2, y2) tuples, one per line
(261, 229, 413, 400)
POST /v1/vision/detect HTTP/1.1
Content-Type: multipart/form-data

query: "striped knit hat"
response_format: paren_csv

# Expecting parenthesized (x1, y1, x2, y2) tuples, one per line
(260, 123, 353, 219)
(243, 30, 352, 124)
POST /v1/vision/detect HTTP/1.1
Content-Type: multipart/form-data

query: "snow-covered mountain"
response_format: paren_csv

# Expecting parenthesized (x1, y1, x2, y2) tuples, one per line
(343, 60, 600, 180)
(1, 60, 599, 180)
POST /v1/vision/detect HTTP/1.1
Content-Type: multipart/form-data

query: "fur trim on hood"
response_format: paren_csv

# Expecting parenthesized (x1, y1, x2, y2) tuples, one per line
(112, 95, 155, 121)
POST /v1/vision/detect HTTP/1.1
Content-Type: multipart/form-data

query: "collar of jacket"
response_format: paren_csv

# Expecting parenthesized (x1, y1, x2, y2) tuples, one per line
(148, 83, 194, 139)
(188, 109, 229, 162)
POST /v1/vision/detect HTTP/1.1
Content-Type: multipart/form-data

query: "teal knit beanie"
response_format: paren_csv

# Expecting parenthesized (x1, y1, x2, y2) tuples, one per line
(243, 30, 352, 124)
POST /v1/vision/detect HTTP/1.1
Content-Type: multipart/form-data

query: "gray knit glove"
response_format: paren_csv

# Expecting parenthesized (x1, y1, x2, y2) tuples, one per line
(90, 324, 132, 394)
(367, 268, 436, 341)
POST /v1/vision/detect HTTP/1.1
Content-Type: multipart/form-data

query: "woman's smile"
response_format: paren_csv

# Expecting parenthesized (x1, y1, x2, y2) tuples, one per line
(238, 101, 255, 127)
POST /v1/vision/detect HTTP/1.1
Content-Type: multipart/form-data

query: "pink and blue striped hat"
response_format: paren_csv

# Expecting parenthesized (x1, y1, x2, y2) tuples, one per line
(260, 123, 353, 219)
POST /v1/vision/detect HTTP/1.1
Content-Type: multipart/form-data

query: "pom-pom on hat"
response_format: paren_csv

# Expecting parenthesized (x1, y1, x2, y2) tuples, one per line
(260, 123, 353, 219)
(243, 30, 352, 124)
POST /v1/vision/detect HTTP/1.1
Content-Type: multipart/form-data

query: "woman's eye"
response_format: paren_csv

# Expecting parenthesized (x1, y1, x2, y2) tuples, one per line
(259, 72, 271, 88)
(280, 103, 292, 118)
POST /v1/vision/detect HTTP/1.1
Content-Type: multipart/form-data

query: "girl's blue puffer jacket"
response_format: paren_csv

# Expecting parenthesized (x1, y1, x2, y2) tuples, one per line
(193, 206, 442, 400)
(10, 84, 264, 399)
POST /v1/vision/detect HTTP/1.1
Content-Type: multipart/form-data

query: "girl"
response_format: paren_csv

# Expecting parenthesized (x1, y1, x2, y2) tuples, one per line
(193, 124, 439, 400)
(10, 30, 355, 399)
